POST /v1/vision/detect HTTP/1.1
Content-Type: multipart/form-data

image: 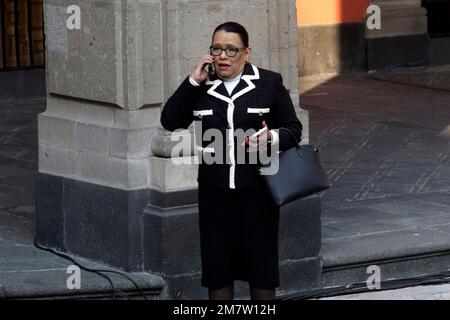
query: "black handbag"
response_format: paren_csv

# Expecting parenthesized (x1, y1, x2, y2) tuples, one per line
(259, 127, 330, 206)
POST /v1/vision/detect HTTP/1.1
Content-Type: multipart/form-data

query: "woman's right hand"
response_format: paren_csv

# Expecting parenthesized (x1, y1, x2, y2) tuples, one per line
(191, 54, 214, 83)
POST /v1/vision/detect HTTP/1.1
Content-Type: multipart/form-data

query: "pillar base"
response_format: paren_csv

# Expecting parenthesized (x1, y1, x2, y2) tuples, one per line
(36, 172, 322, 299)
(35, 172, 150, 271)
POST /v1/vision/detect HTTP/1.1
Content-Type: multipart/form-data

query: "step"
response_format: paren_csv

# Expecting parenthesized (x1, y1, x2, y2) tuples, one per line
(431, 37, 450, 66)
(0, 240, 165, 300)
(321, 225, 450, 291)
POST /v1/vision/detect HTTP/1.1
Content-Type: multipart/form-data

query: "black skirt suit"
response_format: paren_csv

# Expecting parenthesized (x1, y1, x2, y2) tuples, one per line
(160, 63, 302, 289)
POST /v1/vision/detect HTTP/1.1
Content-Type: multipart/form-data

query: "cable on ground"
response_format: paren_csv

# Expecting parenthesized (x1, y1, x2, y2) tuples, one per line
(33, 239, 149, 300)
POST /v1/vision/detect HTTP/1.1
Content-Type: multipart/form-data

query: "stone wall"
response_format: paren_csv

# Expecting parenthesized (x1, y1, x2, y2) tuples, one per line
(297, 0, 430, 75)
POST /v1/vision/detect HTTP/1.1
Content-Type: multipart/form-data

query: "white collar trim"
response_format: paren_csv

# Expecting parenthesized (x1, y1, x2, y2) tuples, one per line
(205, 64, 260, 104)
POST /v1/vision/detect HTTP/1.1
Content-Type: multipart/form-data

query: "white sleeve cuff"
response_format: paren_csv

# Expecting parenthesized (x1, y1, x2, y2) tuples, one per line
(269, 129, 279, 146)
(189, 76, 200, 87)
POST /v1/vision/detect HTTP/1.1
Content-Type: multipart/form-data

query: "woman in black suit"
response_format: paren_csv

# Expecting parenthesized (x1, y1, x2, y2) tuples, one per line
(161, 22, 302, 300)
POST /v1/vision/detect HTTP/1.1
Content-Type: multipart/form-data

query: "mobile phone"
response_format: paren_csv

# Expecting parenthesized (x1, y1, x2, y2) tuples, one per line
(206, 63, 215, 78)
(202, 62, 214, 78)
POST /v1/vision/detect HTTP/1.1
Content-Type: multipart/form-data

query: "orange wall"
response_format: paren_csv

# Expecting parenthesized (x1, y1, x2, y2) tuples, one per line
(296, 0, 369, 26)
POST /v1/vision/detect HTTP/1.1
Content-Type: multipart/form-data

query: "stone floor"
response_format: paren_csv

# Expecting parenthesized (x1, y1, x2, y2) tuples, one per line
(299, 67, 450, 298)
(289, 65, 450, 300)
(0, 95, 42, 246)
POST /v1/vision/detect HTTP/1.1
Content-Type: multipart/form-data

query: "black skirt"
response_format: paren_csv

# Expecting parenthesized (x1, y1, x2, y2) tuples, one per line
(197, 185, 280, 289)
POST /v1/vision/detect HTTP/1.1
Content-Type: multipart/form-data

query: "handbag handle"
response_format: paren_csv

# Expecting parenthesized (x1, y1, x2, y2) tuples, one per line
(278, 127, 301, 145)
(278, 127, 321, 153)
(277, 127, 305, 158)
(278, 127, 324, 160)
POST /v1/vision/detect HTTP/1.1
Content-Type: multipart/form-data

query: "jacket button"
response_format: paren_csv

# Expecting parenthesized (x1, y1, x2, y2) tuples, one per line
(259, 112, 263, 116)
(227, 124, 231, 129)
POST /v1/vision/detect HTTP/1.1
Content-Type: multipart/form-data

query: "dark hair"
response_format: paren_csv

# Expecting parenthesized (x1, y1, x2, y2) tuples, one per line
(213, 22, 249, 48)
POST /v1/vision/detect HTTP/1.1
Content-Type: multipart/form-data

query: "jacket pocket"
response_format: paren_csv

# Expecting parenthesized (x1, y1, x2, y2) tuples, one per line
(247, 107, 270, 116)
(193, 109, 213, 119)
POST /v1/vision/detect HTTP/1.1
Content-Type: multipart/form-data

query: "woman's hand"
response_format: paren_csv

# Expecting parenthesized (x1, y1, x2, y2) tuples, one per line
(191, 54, 215, 83)
(245, 121, 272, 152)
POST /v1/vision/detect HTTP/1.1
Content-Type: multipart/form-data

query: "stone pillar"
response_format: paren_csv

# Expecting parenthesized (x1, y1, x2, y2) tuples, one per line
(366, 0, 429, 70)
(37, 0, 317, 299)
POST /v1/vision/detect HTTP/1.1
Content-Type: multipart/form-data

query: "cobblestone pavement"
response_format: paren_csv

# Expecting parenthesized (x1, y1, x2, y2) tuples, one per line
(300, 69, 450, 263)
(0, 95, 44, 245)
(300, 67, 450, 298)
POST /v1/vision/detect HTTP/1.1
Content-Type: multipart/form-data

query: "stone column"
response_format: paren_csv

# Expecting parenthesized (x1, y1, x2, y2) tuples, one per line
(37, 0, 317, 299)
(366, 0, 429, 70)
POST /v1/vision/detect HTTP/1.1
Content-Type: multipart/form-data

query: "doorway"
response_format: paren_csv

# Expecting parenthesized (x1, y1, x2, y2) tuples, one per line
(422, 0, 450, 37)
(0, 0, 44, 70)
(422, 0, 450, 65)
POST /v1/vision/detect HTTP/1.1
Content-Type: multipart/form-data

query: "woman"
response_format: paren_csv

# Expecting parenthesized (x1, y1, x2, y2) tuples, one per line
(161, 22, 302, 300)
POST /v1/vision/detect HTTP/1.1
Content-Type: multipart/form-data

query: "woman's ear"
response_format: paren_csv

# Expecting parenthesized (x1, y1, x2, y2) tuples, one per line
(245, 47, 252, 63)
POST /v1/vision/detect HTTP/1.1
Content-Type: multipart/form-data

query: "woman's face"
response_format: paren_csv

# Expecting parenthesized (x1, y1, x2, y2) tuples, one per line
(211, 30, 251, 80)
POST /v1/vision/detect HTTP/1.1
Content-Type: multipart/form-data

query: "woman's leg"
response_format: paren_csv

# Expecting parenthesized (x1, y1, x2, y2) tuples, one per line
(250, 286, 276, 300)
(209, 283, 234, 300)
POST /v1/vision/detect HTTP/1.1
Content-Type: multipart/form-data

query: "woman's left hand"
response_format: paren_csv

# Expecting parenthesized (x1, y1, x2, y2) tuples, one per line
(245, 121, 272, 152)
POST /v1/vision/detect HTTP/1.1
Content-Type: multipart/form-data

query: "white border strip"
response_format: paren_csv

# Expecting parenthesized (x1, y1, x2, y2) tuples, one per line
(193, 110, 213, 116)
(247, 108, 270, 114)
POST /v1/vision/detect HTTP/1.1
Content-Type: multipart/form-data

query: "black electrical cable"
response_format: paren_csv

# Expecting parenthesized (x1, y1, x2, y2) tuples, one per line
(33, 239, 149, 300)
(277, 268, 450, 300)
(33, 238, 118, 299)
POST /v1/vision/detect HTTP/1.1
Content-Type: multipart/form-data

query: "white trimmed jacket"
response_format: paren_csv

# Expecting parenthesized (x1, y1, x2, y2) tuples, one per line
(160, 63, 303, 189)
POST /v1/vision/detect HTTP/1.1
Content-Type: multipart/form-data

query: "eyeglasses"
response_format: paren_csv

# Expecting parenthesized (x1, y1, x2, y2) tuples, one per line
(209, 46, 246, 57)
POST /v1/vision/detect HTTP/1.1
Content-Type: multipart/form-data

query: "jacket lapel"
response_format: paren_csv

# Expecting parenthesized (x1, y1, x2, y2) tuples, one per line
(205, 63, 260, 103)
(231, 64, 259, 101)
(205, 78, 232, 104)
(229, 78, 248, 97)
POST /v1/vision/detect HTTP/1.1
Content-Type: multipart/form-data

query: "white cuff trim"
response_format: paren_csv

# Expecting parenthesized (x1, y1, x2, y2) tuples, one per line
(189, 76, 200, 87)
(270, 129, 279, 146)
